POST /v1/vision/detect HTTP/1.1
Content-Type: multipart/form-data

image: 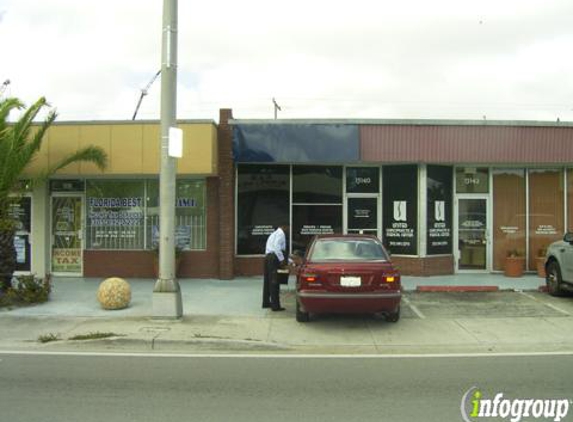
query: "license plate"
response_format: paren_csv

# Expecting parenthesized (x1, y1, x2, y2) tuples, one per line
(340, 276, 361, 287)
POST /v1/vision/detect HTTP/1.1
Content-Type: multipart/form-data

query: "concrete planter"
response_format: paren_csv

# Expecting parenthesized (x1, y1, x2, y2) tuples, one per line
(504, 256, 525, 278)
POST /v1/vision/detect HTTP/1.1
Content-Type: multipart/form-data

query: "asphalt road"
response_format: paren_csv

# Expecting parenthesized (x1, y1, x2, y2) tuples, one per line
(1, 353, 572, 422)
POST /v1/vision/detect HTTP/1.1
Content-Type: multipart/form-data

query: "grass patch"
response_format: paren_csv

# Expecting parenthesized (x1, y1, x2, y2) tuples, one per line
(38, 333, 60, 343)
(69, 332, 121, 341)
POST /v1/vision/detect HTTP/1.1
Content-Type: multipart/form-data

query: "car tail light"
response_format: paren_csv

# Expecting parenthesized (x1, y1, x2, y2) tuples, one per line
(384, 275, 397, 283)
(301, 274, 320, 284)
(301, 274, 318, 283)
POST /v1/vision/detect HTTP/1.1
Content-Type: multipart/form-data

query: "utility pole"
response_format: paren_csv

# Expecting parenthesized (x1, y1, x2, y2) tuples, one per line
(273, 97, 281, 119)
(152, 0, 183, 318)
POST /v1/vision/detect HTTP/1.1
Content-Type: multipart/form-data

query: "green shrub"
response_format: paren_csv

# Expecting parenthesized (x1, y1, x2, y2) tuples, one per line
(0, 274, 52, 307)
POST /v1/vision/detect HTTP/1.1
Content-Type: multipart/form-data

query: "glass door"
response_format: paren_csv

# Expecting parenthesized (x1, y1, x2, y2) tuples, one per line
(51, 195, 83, 275)
(347, 197, 379, 237)
(457, 197, 489, 271)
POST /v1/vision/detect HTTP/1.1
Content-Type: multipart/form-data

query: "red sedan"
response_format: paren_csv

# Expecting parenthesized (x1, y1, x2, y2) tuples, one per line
(295, 234, 401, 323)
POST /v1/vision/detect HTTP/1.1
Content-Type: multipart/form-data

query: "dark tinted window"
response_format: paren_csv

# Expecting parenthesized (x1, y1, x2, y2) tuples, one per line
(427, 165, 453, 255)
(293, 166, 342, 204)
(292, 205, 342, 253)
(237, 165, 290, 255)
(383, 165, 418, 255)
(346, 167, 379, 193)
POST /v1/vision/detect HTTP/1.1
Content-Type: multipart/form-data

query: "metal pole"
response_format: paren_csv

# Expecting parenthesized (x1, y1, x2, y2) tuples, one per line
(153, 0, 182, 318)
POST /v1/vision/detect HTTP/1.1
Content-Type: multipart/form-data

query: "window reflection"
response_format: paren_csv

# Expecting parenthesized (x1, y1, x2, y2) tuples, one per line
(492, 169, 526, 271)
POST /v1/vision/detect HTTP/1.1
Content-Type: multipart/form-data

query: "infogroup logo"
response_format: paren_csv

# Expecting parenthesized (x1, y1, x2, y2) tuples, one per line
(461, 386, 571, 422)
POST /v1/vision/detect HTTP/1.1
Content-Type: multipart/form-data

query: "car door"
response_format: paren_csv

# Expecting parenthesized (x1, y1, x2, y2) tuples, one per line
(561, 237, 573, 282)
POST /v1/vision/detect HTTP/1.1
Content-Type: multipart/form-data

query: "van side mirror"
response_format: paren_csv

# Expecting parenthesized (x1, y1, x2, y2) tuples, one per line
(564, 232, 573, 244)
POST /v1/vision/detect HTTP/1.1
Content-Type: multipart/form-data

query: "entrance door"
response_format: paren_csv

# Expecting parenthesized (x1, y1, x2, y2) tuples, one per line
(346, 197, 379, 237)
(51, 196, 83, 275)
(457, 197, 489, 271)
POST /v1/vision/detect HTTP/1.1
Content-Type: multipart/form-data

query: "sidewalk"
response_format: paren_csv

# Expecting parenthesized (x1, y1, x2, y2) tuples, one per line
(2, 273, 546, 318)
(2, 273, 567, 355)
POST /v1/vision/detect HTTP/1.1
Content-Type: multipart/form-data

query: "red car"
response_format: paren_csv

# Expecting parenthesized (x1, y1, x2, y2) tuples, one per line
(295, 234, 401, 323)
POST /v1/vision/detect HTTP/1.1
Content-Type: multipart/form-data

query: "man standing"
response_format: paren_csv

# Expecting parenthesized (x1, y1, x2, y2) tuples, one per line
(262, 225, 289, 311)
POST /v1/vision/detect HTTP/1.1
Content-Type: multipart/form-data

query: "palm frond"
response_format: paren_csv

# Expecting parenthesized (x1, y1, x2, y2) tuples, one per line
(0, 96, 108, 217)
(46, 146, 108, 176)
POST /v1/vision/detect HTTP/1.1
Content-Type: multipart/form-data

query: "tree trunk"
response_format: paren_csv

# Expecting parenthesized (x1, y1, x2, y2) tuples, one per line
(0, 226, 16, 291)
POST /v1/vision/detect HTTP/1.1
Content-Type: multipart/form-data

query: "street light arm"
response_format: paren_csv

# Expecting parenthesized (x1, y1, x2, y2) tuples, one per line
(131, 70, 161, 120)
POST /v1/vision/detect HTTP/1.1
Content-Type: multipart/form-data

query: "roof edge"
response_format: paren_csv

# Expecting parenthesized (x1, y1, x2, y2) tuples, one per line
(43, 119, 217, 126)
(229, 118, 573, 128)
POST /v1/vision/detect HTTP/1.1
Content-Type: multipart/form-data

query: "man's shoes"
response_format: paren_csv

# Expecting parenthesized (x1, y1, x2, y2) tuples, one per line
(271, 307, 286, 312)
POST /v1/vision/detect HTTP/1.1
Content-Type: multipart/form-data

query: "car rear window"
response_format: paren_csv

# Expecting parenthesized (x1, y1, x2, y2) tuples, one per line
(309, 239, 388, 262)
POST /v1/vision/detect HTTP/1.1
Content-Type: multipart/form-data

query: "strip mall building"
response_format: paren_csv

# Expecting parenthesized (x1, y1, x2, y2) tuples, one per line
(14, 109, 573, 280)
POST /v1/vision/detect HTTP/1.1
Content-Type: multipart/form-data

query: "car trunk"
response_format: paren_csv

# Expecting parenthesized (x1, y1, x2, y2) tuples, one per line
(303, 262, 399, 292)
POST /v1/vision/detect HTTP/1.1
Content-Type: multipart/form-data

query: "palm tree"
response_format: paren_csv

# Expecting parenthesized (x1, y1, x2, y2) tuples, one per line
(0, 97, 108, 291)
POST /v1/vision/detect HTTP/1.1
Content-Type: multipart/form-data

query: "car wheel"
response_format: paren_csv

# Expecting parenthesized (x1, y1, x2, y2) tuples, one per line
(296, 300, 310, 323)
(546, 261, 565, 297)
(385, 306, 400, 323)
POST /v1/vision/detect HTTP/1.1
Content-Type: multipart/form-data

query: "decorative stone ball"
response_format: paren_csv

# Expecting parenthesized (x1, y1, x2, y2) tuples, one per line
(97, 277, 131, 310)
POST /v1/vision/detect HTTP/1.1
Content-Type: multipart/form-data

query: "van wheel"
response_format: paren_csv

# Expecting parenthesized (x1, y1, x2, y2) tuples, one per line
(546, 261, 565, 297)
(386, 307, 400, 323)
(296, 300, 310, 323)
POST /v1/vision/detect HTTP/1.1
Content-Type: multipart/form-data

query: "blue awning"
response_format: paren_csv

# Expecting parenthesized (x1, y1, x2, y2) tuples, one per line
(233, 124, 360, 163)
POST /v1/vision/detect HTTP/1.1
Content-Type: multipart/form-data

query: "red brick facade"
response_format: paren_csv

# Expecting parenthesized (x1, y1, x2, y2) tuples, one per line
(232, 255, 454, 278)
(217, 109, 235, 279)
(390, 255, 454, 276)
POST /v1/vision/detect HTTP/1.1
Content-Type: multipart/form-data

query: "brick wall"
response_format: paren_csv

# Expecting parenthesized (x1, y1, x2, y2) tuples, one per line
(233, 255, 454, 277)
(235, 256, 265, 276)
(217, 109, 235, 279)
(84, 250, 156, 278)
(391, 255, 454, 276)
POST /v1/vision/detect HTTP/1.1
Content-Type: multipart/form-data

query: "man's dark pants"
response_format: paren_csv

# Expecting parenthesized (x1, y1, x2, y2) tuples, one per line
(263, 253, 281, 309)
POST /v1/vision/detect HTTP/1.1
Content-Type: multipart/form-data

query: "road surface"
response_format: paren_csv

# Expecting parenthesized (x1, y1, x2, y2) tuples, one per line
(1, 352, 571, 422)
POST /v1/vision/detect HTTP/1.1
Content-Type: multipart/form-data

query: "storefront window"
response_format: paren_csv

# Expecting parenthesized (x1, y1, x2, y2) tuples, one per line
(492, 169, 526, 271)
(292, 205, 342, 253)
(427, 165, 452, 255)
(86, 180, 145, 250)
(147, 179, 207, 251)
(293, 166, 342, 203)
(9, 197, 31, 271)
(237, 165, 290, 255)
(456, 168, 489, 193)
(346, 167, 379, 194)
(529, 169, 564, 270)
(383, 165, 418, 255)
(291, 165, 343, 253)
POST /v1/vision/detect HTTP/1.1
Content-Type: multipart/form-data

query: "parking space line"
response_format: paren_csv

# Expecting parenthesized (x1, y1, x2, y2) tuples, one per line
(518, 291, 571, 316)
(403, 296, 426, 319)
